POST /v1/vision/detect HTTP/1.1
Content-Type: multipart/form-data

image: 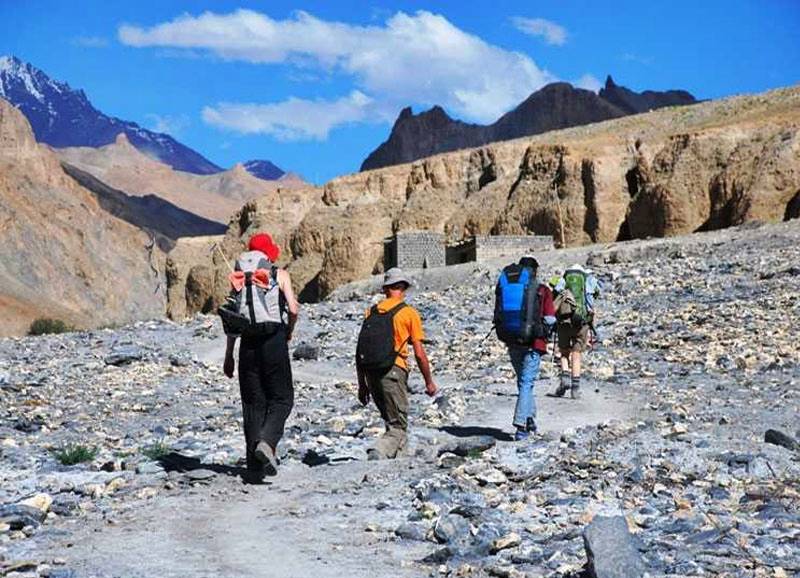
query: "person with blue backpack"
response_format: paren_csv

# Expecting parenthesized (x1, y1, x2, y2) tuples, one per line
(494, 256, 556, 440)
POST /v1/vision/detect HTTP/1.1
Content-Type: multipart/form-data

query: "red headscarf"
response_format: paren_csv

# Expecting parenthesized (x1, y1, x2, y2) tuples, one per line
(248, 233, 280, 262)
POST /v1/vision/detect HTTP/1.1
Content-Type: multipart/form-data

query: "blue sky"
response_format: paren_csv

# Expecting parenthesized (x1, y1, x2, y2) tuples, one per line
(1, 1, 799, 183)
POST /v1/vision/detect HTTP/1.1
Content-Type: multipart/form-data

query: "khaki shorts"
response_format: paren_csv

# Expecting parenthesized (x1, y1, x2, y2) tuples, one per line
(558, 323, 590, 353)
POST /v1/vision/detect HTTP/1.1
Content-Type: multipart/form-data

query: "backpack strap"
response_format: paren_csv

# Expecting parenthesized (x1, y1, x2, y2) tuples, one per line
(383, 302, 408, 317)
(271, 266, 288, 325)
(244, 271, 256, 323)
(388, 303, 411, 362)
(376, 302, 410, 367)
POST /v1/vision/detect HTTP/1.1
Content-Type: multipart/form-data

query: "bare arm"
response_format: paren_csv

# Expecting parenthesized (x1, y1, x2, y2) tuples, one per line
(278, 269, 300, 340)
(412, 340, 437, 397)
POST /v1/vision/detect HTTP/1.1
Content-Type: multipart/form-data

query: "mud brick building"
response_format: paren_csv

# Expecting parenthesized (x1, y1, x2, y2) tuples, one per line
(385, 230, 446, 269)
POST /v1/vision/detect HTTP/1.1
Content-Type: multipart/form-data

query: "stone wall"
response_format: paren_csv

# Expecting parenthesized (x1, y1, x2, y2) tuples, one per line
(387, 231, 446, 269)
(472, 235, 554, 262)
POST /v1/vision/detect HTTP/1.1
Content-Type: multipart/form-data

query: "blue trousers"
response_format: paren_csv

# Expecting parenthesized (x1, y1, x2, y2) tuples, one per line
(508, 347, 542, 429)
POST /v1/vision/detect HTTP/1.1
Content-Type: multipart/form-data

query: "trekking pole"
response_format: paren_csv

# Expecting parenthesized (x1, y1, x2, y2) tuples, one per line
(212, 243, 235, 274)
(477, 323, 495, 348)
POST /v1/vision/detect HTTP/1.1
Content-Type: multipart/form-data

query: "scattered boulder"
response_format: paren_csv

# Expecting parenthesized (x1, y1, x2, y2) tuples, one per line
(433, 514, 471, 545)
(490, 532, 521, 553)
(292, 342, 320, 361)
(438, 435, 496, 457)
(19, 493, 52, 514)
(183, 469, 217, 482)
(583, 515, 645, 578)
(395, 522, 428, 541)
(764, 429, 799, 452)
(105, 346, 144, 366)
(0, 504, 47, 529)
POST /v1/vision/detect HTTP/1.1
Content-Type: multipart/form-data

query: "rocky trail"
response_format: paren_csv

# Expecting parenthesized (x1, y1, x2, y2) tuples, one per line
(1, 221, 799, 578)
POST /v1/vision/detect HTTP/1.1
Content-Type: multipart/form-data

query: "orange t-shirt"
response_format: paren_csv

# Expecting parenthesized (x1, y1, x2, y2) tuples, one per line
(364, 297, 425, 371)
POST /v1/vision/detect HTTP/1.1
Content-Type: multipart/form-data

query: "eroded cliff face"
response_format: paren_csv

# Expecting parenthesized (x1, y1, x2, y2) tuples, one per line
(170, 86, 800, 317)
(0, 99, 165, 336)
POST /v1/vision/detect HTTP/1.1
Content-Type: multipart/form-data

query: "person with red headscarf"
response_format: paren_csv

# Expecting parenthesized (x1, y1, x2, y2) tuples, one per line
(223, 232, 299, 481)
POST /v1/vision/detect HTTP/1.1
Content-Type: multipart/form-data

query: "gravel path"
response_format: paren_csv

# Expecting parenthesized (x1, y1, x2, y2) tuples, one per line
(1, 220, 798, 578)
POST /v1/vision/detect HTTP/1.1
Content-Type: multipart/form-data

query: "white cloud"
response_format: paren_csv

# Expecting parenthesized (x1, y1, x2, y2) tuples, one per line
(621, 52, 653, 66)
(119, 9, 556, 125)
(511, 17, 567, 46)
(202, 90, 373, 141)
(72, 36, 109, 48)
(145, 113, 190, 136)
(574, 73, 602, 93)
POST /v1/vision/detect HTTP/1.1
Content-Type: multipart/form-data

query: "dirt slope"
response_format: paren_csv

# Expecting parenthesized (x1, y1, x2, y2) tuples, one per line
(0, 99, 164, 335)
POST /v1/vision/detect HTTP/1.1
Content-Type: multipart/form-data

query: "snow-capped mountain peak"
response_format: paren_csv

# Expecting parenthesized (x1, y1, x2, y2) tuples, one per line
(0, 55, 221, 174)
(242, 159, 285, 181)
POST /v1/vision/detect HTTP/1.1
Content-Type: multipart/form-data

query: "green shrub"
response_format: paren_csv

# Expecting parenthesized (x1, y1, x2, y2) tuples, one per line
(28, 318, 74, 336)
(54, 444, 98, 465)
(141, 441, 171, 460)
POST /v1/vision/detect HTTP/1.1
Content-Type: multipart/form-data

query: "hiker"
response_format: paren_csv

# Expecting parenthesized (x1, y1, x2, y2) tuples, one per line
(220, 232, 299, 480)
(356, 268, 437, 459)
(552, 264, 601, 399)
(494, 256, 555, 440)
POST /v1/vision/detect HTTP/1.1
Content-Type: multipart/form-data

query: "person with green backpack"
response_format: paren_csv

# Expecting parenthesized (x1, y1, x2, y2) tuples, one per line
(552, 264, 601, 399)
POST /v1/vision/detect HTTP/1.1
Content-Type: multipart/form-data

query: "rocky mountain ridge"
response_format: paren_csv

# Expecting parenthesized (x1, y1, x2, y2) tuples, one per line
(57, 133, 310, 225)
(171, 84, 799, 318)
(0, 56, 294, 181)
(361, 77, 697, 171)
(0, 56, 220, 175)
(0, 99, 164, 336)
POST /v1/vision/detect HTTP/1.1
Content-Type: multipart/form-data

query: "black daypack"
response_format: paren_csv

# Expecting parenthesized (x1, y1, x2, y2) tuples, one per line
(494, 264, 548, 345)
(356, 302, 408, 371)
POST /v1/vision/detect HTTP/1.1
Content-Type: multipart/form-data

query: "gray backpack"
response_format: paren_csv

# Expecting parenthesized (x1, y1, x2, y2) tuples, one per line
(218, 250, 286, 336)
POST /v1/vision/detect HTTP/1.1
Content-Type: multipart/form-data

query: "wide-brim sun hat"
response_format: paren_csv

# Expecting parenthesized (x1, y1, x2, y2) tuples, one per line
(382, 267, 412, 288)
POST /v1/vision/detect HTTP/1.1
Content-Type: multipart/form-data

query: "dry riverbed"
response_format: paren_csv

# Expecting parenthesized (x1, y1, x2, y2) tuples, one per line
(1, 221, 799, 577)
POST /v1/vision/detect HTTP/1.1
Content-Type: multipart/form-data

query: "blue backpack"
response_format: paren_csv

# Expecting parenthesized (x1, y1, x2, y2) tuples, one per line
(494, 264, 548, 345)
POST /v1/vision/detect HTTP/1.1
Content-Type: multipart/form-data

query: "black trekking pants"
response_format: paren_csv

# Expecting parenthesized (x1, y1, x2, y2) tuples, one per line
(238, 329, 294, 470)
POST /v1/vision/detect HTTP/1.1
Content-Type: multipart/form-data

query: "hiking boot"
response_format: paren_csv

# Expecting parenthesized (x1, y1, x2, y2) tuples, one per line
(526, 417, 538, 434)
(241, 468, 266, 485)
(553, 373, 570, 397)
(514, 428, 530, 441)
(255, 441, 278, 476)
(570, 376, 581, 399)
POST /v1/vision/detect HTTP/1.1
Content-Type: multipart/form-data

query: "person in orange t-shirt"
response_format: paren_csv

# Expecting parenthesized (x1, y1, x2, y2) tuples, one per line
(356, 268, 437, 459)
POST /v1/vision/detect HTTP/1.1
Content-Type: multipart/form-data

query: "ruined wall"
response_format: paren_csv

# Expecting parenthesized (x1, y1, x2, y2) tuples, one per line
(473, 235, 554, 262)
(389, 231, 446, 269)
